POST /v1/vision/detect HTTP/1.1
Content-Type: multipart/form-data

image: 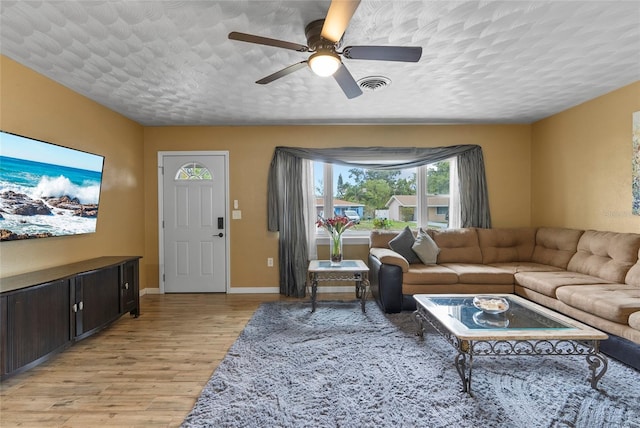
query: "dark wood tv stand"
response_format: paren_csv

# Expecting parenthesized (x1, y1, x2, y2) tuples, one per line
(0, 256, 141, 379)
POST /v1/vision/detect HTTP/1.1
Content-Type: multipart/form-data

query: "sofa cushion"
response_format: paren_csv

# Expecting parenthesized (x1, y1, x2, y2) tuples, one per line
(626, 249, 640, 286)
(370, 230, 403, 250)
(477, 227, 536, 264)
(431, 228, 482, 264)
(412, 228, 440, 264)
(515, 271, 613, 298)
(555, 284, 640, 324)
(369, 247, 409, 273)
(441, 263, 514, 285)
(531, 227, 583, 269)
(388, 226, 421, 264)
(403, 264, 458, 285)
(488, 262, 562, 274)
(567, 230, 640, 283)
(629, 311, 640, 331)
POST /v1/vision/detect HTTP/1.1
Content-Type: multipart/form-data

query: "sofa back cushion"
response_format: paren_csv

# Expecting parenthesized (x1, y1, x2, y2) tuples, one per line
(477, 227, 536, 264)
(567, 230, 640, 283)
(625, 249, 640, 286)
(531, 227, 583, 269)
(431, 228, 482, 264)
(370, 230, 403, 249)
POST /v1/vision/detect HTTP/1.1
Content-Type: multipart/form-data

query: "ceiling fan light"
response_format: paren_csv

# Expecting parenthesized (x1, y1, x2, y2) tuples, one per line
(308, 52, 341, 77)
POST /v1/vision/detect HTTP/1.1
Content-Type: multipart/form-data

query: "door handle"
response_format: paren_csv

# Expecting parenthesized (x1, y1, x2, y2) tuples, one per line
(216, 232, 224, 237)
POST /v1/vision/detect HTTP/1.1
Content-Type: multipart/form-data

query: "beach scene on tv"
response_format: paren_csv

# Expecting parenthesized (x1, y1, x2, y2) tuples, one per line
(0, 132, 104, 241)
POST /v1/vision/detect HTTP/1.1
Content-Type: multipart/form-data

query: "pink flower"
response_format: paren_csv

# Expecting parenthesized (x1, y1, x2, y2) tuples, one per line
(316, 215, 354, 236)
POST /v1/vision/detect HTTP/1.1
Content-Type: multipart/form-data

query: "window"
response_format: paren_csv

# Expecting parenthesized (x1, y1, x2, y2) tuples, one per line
(174, 162, 212, 180)
(313, 159, 453, 236)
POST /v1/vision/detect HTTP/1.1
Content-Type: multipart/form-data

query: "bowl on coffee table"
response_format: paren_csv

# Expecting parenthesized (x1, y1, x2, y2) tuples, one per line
(472, 311, 510, 328)
(473, 295, 509, 314)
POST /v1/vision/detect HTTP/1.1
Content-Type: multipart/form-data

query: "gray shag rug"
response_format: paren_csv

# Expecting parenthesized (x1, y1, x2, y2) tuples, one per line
(182, 300, 640, 428)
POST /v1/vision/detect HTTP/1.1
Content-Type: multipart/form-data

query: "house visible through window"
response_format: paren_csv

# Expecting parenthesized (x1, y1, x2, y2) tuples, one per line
(313, 160, 452, 235)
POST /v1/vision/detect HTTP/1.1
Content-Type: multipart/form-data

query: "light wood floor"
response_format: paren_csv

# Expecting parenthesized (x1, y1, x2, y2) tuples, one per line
(0, 293, 351, 427)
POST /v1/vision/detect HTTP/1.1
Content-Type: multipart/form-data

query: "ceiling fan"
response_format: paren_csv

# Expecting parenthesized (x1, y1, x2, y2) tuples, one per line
(228, 0, 422, 99)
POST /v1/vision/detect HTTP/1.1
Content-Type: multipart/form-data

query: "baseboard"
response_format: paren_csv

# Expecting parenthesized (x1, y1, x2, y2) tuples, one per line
(140, 287, 162, 296)
(227, 287, 280, 294)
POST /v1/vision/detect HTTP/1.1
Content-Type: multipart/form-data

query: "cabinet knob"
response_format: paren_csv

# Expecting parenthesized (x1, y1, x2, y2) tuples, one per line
(124, 282, 129, 290)
(73, 303, 78, 313)
(79, 301, 84, 311)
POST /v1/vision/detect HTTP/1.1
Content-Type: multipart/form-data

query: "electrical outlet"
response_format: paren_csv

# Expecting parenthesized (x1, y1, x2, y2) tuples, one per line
(267, 257, 274, 267)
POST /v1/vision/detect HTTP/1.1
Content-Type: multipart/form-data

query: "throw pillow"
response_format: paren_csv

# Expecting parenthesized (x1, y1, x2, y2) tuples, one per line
(412, 228, 440, 264)
(388, 226, 421, 264)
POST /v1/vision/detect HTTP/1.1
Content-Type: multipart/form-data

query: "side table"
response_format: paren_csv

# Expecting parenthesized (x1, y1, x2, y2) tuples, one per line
(307, 260, 370, 313)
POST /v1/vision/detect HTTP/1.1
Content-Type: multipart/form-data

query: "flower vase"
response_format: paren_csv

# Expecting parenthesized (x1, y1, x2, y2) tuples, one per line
(330, 234, 343, 266)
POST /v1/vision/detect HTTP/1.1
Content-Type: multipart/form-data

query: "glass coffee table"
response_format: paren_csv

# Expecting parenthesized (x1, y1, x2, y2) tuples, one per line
(307, 260, 369, 313)
(412, 294, 608, 396)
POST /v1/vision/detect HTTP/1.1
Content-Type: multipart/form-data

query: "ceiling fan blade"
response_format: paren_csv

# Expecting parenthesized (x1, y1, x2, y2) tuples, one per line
(229, 32, 309, 52)
(333, 64, 362, 99)
(256, 61, 308, 84)
(321, 0, 361, 43)
(342, 46, 422, 62)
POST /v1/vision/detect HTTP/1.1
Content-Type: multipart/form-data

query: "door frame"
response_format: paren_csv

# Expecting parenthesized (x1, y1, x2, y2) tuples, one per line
(157, 151, 230, 294)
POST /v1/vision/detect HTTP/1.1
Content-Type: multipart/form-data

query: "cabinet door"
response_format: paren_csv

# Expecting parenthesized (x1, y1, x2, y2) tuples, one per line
(74, 267, 120, 339)
(4, 280, 71, 374)
(1, 296, 7, 376)
(120, 260, 139, 316)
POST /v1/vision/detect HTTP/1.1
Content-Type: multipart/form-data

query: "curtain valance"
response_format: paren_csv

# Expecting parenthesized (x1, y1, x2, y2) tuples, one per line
(268, 145, 481, 171)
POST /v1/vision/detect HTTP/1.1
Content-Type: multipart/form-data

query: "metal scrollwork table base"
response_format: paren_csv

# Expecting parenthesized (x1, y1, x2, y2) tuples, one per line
(412, 294, 608, 397)
(307, 260, 370, 313)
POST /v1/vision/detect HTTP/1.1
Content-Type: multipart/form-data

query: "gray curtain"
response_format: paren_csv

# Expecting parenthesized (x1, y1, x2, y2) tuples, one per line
(267, 151, 309, 297)
(458, 147, 492, 228)
(267, 145, 491, 297)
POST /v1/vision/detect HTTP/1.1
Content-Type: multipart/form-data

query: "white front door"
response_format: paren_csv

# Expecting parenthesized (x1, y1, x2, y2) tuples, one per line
(160, 153, 228, 293)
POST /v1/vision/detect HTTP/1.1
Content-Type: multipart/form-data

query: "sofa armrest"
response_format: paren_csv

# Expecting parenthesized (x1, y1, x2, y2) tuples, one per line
(369, 253, 405, 313)
(369, 247, 410, 272)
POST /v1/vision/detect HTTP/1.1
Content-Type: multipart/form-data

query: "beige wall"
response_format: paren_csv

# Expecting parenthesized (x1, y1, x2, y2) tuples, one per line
(531, 81, 640, 232)
(11, 54, 637, 291)
(144, 125, 531, 289)
(0, 56, 146, 282)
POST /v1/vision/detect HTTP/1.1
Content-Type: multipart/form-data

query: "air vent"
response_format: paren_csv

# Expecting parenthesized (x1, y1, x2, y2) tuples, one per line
(357, 76, 391, 92)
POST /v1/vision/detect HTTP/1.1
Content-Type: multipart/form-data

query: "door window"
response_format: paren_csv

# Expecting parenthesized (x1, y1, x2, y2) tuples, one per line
(174, 162, 213, 180)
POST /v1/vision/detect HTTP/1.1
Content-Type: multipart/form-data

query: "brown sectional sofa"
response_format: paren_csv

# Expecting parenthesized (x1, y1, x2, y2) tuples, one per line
(368, 227, 640, 369)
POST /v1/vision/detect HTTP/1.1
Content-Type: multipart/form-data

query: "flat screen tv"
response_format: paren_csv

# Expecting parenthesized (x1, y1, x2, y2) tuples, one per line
(0, 131, 105, 241)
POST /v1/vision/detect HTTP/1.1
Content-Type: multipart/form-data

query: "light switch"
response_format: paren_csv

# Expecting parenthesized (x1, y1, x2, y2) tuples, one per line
(233, 200, 239, 209)
(232, 210, 242, 220)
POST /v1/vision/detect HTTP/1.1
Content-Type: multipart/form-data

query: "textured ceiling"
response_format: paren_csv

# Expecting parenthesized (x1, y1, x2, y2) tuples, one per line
(1, 1, 639, 126)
